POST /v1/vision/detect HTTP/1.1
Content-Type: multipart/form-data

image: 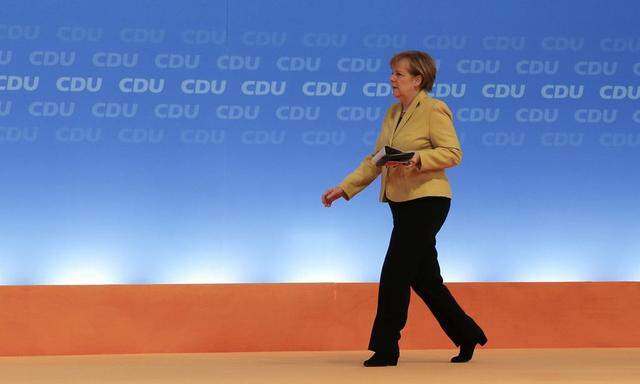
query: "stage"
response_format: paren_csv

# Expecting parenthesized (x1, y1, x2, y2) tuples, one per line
(2, 348, 638, 384)
(1, 1, 639, 383)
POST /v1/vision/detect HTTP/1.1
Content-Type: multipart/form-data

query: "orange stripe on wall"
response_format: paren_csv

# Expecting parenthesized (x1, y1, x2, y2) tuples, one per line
(1, 282, 639, 356)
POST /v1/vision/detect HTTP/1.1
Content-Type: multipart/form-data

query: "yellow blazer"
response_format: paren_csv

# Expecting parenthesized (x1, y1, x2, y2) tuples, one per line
(339, 90, 462, 202)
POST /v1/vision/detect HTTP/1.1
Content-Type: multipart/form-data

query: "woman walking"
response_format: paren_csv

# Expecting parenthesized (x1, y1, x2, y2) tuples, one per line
(322, 50, 487, 367)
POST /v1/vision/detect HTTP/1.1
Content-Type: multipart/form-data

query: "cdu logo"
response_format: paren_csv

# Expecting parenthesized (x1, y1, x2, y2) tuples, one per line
(302, 131, 346, 146)
(0, 25, 40, 40)
(28, 101, 75, 117)
(241, 81, 286, 96)
(482, 84, 526, 98)
(120, 28, 164, 43)
(242, 31, 287, 46)
(56, 127, 102, 143)
(302, 33, 347, 47)
(599, 85, 640, 100)
(541, 84, 584, 99)
(516, 60, 559, 75)
(482, 132, 525, 146)
(600, 38, 640, 52)
(276, 106, 320, 121)
(92, 52, 139, 68)
(56, 77, 102, 92)
(119, 78, 165, 94)
(92, 103, 138, 118)
(362, 83, 390, 97)
(29, 51, 75, 66)
(217, 55, 261, 70)
(482, 36, 526, 50)
(541, 37, 584, 51)
(57, 27, 102, 42)
(337, 58, 381, 72)
(599, 133, 640, 147)
(241, 130, 286, 145)
(276, 57, 321, 72)
(181, 79, 226, 95)
(574, 61, 618, 75)
(303, 82, 347, 96)
(515, 108, 559, 123)
(0, 50, 11, 65)
(363, 34, 407, 48)
(457, 59, 501, 74)
(574, 109, 617, 123)
(0, 126, 38, 142)
(430, 83, 466, 98)
(457, 108, 500, 122)
(216, 105, 260, 120)
(118, 128, 165, 144)
(182, 29, 226, 45)
(154, 104, 199, 119)
(181, 129, 225, 144)
(0, 75, 39, 91)
(337, 107, 381, 122)
(0, 101, 12, 116)
(423, 35, 468, 50)
(541, 133, 584, 147)
(155, 54, 200, 69)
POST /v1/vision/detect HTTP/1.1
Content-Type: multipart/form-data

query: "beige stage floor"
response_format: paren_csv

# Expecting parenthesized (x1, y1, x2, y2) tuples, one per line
(1, 348, 639, 384)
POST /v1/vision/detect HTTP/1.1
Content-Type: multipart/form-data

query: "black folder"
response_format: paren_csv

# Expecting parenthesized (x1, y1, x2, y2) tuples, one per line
(372, 146, 415, 166)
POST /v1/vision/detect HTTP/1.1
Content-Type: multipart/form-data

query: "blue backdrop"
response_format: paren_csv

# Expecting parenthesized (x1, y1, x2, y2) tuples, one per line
(1, 0, 639, 284)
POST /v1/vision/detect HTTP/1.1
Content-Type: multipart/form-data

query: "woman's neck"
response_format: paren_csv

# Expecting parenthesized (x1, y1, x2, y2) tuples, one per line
(399, 90, 419, 110)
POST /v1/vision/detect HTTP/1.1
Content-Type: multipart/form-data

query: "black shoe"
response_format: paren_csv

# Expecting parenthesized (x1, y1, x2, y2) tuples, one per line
(450, 334, 487, 363)
(363, 352, 399, 367)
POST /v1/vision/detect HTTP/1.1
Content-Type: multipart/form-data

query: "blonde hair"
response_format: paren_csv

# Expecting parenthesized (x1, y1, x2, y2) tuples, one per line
(389, 51, 437, 92)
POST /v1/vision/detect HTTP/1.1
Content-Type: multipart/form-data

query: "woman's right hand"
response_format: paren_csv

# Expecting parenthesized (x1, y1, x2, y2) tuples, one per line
(321, 187, 346, 207)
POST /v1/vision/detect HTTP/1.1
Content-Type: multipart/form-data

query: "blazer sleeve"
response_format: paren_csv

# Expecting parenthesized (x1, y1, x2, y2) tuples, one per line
(338, 108, 392, 200)
(417, 100, 463, 171)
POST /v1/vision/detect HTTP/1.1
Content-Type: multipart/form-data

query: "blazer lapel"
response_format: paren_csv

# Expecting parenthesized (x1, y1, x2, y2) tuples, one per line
(390, 90, 428, 141)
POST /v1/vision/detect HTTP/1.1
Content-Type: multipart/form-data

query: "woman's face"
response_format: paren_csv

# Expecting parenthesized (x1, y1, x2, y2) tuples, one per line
(389, 59, 421, 101)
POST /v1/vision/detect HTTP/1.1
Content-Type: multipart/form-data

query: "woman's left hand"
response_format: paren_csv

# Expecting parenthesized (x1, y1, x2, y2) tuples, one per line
(386, 153, 420, 168)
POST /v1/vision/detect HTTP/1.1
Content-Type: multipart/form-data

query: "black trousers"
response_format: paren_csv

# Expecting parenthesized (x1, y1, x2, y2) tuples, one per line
(368, 196, 486, 354)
